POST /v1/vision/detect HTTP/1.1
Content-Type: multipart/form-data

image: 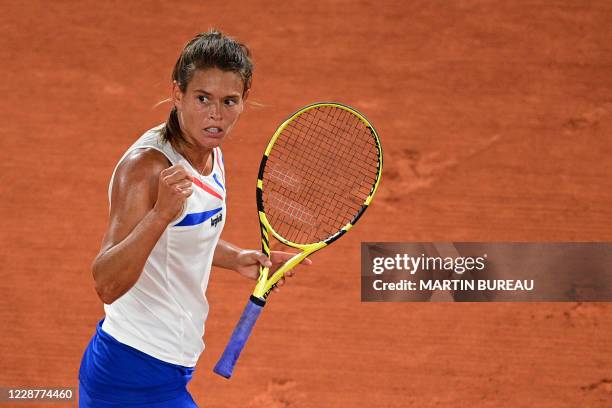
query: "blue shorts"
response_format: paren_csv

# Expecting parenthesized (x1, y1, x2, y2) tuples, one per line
(79, 319, 198, 407)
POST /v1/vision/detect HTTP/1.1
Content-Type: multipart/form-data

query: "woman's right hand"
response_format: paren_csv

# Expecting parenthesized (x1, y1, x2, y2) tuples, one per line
(94, 150, 194, 304)
(153, 165, 193, 223)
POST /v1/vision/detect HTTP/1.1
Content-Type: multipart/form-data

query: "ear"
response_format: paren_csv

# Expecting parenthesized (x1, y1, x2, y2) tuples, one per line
(172, 80, 184, 109)
(242, 88, 250, 102)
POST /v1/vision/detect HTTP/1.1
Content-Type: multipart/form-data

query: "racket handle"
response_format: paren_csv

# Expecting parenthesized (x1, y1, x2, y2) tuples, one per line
(213, 296, 265, 379)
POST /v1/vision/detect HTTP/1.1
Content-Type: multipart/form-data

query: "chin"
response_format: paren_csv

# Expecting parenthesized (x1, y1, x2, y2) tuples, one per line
(199, 137, 225, 149)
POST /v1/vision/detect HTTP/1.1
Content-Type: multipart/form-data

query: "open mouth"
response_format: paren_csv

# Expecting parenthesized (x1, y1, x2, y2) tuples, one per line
(203, 127, 224, 137)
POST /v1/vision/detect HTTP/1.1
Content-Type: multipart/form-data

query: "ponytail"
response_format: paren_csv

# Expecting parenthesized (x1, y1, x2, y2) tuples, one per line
(160, 29, 253, 144)
(161, 106, 182, 143)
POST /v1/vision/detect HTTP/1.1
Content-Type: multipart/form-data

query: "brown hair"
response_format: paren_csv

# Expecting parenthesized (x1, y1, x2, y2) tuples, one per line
(161, 29, 254, 143)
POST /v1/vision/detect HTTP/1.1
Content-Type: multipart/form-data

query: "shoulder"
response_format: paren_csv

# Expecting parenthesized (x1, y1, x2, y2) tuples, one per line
(111, 148, 171, 202)
(115, 148, 171, 183)
(214, 147, 226, 168)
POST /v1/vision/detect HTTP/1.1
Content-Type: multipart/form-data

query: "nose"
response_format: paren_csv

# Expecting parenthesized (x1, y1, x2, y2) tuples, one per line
(208, 101, 222, 120)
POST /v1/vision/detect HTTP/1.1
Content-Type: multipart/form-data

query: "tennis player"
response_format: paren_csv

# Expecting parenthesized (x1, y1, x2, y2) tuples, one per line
(78, 30, 309, 407)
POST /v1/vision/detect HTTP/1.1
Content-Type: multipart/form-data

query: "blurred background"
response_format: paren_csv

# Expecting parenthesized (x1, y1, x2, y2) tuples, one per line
(0, 1, 611, 406)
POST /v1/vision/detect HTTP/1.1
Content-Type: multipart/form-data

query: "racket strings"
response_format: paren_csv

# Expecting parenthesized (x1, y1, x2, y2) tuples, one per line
(262, 105, 380, 244)
(296, 120, 379, 191)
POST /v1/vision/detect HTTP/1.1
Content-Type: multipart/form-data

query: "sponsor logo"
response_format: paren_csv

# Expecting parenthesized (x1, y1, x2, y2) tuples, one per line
(210, 213, 223, 228)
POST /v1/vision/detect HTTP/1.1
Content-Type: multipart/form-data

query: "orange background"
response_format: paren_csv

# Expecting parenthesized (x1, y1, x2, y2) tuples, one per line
(1, 1, 611, 407)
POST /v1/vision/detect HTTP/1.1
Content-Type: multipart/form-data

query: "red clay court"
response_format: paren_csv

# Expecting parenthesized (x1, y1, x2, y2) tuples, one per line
(1, 1, 611, 407)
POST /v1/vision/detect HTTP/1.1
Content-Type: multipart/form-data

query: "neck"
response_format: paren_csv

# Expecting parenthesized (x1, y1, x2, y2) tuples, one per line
(172, 139, 213, 175)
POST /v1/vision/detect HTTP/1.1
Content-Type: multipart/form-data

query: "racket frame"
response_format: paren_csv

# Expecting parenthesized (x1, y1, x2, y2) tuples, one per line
(213, 102, 382, 379)
(253, 102, 383, 300)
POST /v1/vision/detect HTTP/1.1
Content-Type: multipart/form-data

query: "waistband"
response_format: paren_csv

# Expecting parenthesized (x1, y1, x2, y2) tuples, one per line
(79, 319, 195, 404)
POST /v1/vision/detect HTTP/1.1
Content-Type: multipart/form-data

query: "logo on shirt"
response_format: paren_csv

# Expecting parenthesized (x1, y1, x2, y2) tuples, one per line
(211, 213, 223, 228)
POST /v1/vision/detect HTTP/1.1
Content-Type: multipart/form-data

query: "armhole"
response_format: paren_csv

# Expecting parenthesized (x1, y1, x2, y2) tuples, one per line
(108, 146, 187, 224)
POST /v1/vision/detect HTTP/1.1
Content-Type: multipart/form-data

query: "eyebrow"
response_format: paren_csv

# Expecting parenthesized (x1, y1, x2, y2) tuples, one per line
(193, 89, 241, 98)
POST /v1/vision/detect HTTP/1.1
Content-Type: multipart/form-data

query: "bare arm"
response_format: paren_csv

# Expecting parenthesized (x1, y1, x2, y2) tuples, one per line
(212, 240, 255, 271)
(213, 240, 312, 292)
(92, 149, 193, 304)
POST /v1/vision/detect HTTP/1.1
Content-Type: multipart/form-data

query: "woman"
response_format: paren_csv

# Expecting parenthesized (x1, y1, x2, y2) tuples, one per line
(79, 30, 308, 407)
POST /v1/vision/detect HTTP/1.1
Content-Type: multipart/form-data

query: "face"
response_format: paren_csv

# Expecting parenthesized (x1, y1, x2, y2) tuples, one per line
(173, 67, 248, 149)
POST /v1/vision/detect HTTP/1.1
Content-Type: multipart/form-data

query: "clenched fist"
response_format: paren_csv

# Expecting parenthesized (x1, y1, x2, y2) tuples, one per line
(153, 165, 193, 223)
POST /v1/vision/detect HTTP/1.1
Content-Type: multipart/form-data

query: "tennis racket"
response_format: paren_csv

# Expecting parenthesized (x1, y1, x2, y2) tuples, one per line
(213, 102, 383, 378)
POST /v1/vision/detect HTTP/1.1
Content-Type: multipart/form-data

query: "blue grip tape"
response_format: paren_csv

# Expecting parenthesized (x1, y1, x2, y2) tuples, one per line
(213, 296, 265, 378)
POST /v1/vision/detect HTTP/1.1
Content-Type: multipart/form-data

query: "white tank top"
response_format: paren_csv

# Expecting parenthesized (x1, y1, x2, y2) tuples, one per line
(101, 124, 227, 367)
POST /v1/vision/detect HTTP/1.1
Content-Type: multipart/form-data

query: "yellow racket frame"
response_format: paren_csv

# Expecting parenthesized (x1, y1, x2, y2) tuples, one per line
(253, 102, 383, 300)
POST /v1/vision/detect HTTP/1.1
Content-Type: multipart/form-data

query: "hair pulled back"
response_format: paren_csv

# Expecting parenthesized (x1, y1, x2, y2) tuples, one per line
(161, 29, 253, 143)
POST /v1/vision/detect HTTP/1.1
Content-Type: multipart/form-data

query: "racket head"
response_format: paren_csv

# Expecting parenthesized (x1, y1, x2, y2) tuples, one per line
(257, 102, 383, 250)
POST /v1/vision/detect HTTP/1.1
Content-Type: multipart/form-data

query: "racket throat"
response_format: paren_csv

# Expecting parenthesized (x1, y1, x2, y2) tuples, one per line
(254, 272, 278, 301)
(261, 282, 279, 300)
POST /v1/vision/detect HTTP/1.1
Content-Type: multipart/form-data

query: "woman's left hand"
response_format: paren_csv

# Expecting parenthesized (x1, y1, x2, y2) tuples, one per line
(234, 250, 312, 292)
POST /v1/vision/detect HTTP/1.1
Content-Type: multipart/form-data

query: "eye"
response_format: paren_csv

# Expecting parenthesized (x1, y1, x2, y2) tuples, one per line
(224, 98, 238, 106)
(197, 95, 209, 103)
